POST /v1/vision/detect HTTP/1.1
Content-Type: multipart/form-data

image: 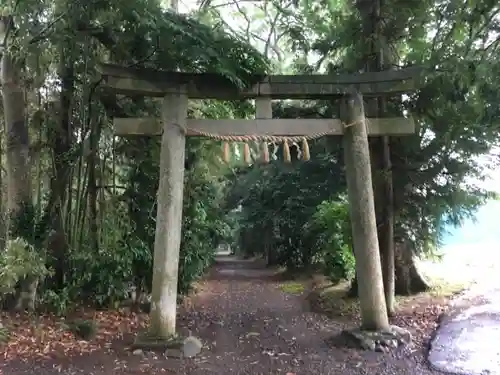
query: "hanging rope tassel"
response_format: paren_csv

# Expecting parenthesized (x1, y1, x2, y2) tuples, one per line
(271, 142, 279, 161)
(292, 141, 302, 160)
(243, 142, 251, 165)
(283, 138, 291, 163)
(223, 142, 230, 163)
(186, 126, 340, 163)
(261, 142, 270, 163)
(302, 137, 310, 161)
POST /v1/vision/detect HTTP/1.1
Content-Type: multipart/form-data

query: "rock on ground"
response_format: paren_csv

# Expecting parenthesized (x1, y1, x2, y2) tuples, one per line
(182, 335, 203, 358)
(342, 325, 412, 352)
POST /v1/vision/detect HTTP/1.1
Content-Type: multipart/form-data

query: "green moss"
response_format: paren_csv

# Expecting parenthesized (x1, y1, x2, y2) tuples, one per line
(279, 282, 305, 294)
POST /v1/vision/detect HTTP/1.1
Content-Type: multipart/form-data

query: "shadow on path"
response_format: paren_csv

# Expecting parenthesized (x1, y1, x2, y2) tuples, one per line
(206, 256, 283, 282)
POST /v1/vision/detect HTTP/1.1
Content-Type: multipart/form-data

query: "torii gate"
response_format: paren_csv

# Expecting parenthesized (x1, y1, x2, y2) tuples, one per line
(97, 63, 421, 341)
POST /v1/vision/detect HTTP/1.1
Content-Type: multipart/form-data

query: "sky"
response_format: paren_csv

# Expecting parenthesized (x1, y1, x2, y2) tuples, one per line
(470, 151, 500, 193)
(481, 169, 500, 193)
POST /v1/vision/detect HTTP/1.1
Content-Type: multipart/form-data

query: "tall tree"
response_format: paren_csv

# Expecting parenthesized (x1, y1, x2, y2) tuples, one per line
(0, 0, 269, 315)
(355, 0, 396, 315)
(0, 15, 35, 310)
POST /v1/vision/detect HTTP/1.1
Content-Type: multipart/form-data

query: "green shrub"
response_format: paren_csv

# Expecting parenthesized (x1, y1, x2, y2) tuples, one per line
(121, 138, 232, 298)
(322, 243, 355, 283)
(312, 198, 356, 284)
(0, 324, 10, 343)
(39, 288, 72, 316)
(0, 238, 50, 296)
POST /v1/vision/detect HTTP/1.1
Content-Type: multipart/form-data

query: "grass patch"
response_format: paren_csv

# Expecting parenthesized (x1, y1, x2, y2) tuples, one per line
(308, 276, 468, 320)
(279, 281, 306, 294)
(427, 277, 468, 297)
(308, 281, 360, 319)
(395, 277, 468, 309)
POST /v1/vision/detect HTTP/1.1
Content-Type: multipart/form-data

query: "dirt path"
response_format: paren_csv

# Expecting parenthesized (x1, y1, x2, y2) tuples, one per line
(175, 256, 440, 375)
(1, 256, 444, 375)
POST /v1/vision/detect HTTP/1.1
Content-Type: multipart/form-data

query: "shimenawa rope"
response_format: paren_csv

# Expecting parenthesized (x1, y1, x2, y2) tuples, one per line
(175, 119, 364, 164)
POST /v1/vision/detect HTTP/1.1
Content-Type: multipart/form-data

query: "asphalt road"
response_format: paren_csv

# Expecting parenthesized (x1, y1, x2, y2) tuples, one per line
(428, 284, 500, 375)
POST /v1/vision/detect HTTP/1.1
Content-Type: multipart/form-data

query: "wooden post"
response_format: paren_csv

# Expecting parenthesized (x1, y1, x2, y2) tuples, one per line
(342, 92, 389, 331)
(149, 88, 188, 339)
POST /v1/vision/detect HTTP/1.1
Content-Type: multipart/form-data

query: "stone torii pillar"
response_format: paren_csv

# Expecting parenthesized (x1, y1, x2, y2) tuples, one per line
(149, 87, 188, 338)
(342, 92, 388, 330)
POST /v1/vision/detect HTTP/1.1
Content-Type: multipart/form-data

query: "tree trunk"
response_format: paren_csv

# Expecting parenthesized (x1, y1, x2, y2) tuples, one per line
(0, 103, 4, 252)
(1, 16, 35, 310)
(375, 0, 398, 315)
(394, 240, 430, 295)
(356, 0, 396, 316)
(370, 137, 395, 315)
(1, 23, 31, 218)
(348, 274, 358, 297)
(343, 93, 389, 331)
(148, 90, 188, 339)
(264, 224, 278, 266)
(379, 136, 395, 315)
(43, 43, 75, 291)
(351, 239, 430, 297)
(87, 117, 101, 253)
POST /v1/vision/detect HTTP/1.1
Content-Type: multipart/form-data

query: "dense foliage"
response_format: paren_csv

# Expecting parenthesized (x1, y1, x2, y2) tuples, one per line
(1, 0, 500, 317)
(311, 198, 355, 283)
(0, 0, 267, 313)
(222, 0, 500, 277)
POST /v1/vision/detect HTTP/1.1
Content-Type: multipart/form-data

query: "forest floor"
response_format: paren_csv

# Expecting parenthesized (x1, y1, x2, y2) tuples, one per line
(0, 256, 463, 375)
